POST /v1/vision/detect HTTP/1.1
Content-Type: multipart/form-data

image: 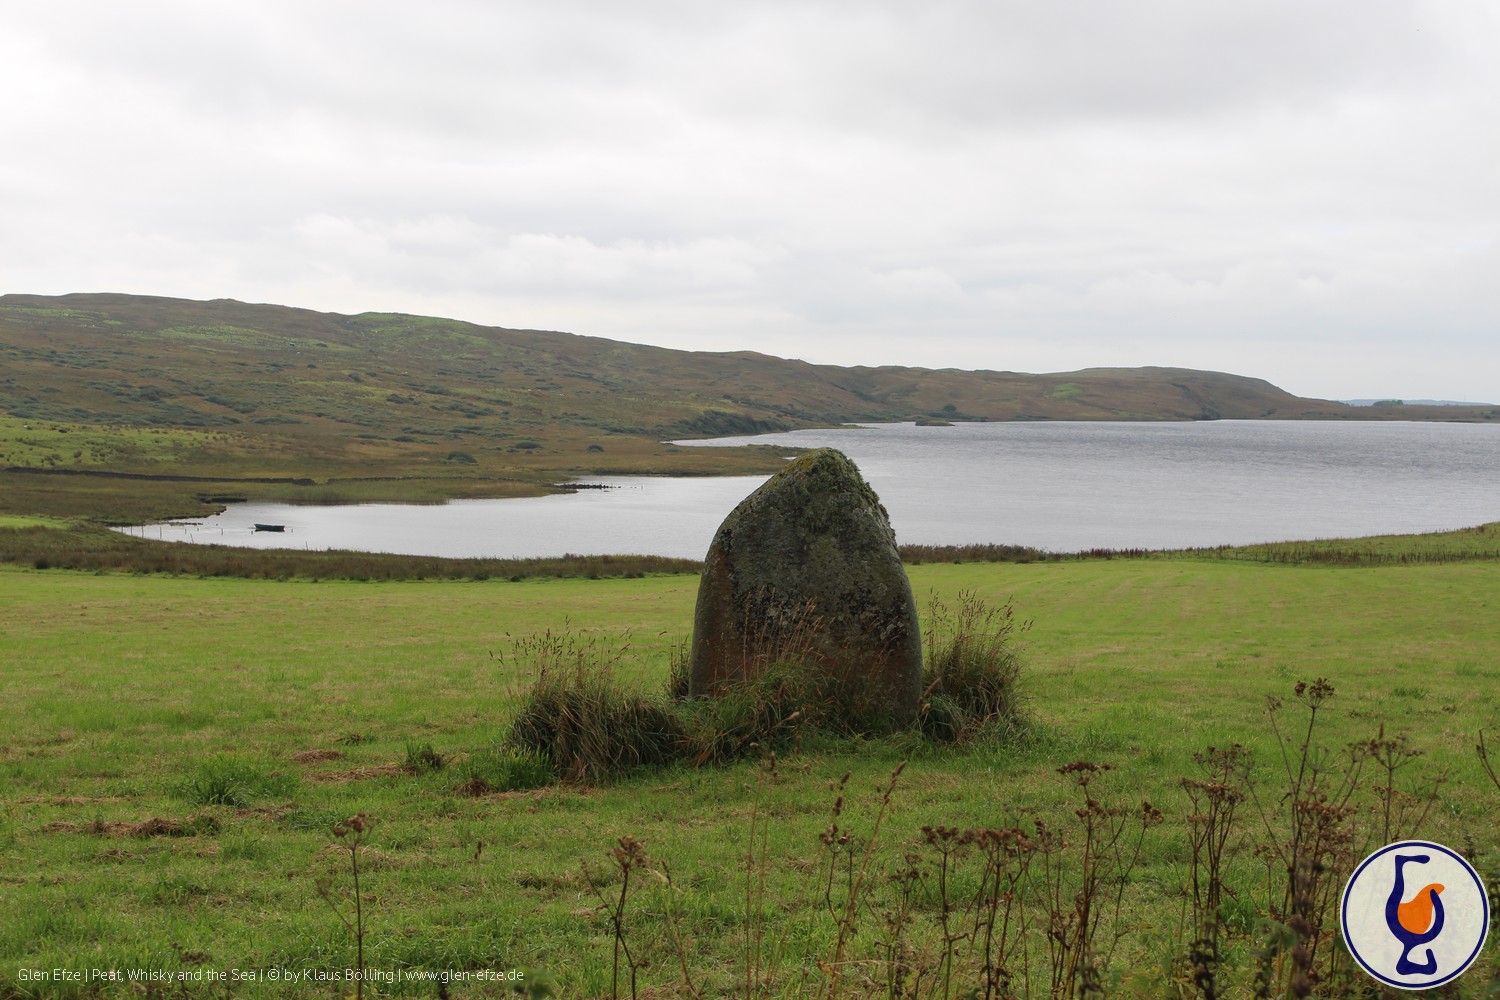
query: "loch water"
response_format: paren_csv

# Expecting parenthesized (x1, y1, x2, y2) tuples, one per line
(125, 420, 1500, 560)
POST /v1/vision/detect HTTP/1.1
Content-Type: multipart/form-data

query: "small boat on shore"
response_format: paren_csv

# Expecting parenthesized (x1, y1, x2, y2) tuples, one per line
(252, 523, 286, 533)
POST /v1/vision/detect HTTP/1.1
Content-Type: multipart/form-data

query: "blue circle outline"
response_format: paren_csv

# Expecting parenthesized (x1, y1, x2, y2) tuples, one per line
(1341, 839, 1490, 989)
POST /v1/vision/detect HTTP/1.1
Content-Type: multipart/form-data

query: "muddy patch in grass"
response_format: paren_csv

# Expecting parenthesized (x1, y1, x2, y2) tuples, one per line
(455, 780, 561, 801)
(42, 814, 221, 838)
(291, 749, 346, 764)
(304, 763, 406, 783)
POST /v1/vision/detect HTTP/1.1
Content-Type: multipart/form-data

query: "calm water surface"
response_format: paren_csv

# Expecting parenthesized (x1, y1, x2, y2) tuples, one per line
(127, 421, 1500, 559)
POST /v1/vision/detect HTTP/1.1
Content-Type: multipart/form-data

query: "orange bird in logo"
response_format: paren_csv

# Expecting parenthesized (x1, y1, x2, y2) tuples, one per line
(1386, 854, 1445, 976)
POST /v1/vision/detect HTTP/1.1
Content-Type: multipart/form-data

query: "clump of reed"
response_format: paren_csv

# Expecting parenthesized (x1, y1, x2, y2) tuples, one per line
(919, 590, 1028, 743)
(505, 628, 687, 784)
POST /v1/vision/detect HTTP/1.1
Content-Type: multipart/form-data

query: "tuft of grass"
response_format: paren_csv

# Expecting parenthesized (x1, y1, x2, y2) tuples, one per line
(176, 754, 298, 808)
(919, 590, 1029, 742)
(506, 629, 688, 783)
(456, 746, 553, 795)
(402, 741, 445, 774)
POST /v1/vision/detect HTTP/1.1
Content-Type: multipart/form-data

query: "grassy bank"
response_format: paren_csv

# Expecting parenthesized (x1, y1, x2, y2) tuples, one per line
(0, 411, 795, 526)
(0, 521, 701, 582)
(4, 540, 1500, 996)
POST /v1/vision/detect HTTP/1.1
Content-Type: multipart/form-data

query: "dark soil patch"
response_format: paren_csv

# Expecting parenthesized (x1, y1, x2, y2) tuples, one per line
(290, 749, 346, 764)
(42, 814, 221, 838)
(304, 763, 405, 783)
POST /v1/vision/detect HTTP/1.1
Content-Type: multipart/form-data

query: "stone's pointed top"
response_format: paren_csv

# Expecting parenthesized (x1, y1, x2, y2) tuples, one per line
(688, 448, 921, 731)
(781, 447, 857, 475)
(713, 448, 894, 556)
(762, 447, 883, 503)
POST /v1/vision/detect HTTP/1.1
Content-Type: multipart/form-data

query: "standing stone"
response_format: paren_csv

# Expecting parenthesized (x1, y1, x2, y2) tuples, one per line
(689, 448, 922, 730)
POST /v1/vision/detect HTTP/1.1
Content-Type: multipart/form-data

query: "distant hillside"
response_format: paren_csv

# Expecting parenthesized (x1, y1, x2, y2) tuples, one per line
(2, 293, 1495, 521)
(0, 292, 1372, 434)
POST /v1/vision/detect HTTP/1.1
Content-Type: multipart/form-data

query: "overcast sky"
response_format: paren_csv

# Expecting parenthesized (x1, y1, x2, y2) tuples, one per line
(4, 2, 1497, 401)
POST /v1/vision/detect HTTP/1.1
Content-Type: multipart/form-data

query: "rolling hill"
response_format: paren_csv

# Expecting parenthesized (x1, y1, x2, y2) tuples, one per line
(2, 292, 1494, 522)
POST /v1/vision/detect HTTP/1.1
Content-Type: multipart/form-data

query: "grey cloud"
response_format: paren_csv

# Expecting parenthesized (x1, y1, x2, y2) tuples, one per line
(2, 1, 1497, 400)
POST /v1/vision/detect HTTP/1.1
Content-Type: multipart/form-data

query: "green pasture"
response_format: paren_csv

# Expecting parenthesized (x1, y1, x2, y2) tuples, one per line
(0, 417, 243, 471)
(0, 516, 71, 530)
(3, 551, 1500, 997)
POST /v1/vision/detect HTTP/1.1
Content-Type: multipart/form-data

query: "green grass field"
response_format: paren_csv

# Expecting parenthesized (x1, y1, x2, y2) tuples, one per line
(4, 544, 1500, 997)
